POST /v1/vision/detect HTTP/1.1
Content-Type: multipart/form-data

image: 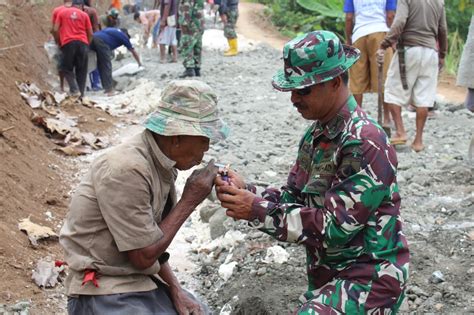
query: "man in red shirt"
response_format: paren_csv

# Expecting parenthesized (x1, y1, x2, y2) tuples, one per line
(53, 0, 93, 97)
(50, 0, 72, 92)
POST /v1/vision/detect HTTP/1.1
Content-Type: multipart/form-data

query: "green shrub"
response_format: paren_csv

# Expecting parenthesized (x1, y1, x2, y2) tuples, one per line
(254, 0, 472, 76)
(445, 30, 464, 75)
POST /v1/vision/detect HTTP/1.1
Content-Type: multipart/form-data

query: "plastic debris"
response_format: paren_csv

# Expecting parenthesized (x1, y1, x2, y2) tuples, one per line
(430, 270, 445, 283)
(31, 257, 65, 288)
(18, 217, 58, 247)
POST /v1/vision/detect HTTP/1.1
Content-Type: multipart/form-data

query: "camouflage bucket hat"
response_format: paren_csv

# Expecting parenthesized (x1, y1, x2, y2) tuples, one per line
(145, 80, 230, 142)
(272, 30, 360, 91)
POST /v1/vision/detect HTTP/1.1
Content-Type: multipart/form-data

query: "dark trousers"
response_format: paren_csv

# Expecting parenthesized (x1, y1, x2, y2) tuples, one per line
(61, 40, 89, 96)
(67, 282, 210, 315)
(90, 37, 114, 92)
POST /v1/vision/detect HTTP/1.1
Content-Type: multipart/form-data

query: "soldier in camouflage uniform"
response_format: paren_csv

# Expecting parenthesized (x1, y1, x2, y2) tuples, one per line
(60, 80, 228, 315)
(219, 0, 239, 56)
(215, 31, 409, 314)
(178, 0, 205, 77)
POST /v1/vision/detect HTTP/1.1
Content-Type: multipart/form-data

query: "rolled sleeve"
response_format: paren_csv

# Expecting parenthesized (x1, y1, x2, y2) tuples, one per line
(381, 0, 408, 49)
(93, 160, 164, 252)
(253, 138, 397, 249)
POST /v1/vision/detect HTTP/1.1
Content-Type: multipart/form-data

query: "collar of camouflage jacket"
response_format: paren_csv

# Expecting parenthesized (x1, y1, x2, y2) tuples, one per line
(312, 95, 357, 140)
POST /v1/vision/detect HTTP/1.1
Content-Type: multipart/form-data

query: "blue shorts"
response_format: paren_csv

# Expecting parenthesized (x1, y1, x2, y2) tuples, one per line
(152, 20, 160, 42)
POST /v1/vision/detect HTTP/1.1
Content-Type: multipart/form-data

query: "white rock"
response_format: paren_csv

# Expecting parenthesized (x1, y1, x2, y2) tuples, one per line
(263, 245, 289, 264)
(218, 261, 237, 281)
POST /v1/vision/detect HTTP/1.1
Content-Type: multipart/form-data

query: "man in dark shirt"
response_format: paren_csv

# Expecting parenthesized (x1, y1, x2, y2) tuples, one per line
(90, 27, 142, 96)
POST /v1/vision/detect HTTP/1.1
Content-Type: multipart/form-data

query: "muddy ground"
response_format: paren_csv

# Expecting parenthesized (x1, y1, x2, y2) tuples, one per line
(0, 1, 473, 314)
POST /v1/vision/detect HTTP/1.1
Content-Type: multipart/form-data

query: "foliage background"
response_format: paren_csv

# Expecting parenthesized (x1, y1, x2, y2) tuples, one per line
(255, 0, 473, 75)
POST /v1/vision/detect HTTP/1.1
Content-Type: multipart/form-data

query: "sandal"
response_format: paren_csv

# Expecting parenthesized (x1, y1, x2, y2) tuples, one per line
(390, 138, 407, 145)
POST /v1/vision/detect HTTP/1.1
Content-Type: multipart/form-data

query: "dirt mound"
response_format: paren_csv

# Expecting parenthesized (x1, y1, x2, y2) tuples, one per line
(0, 0, 112, 311)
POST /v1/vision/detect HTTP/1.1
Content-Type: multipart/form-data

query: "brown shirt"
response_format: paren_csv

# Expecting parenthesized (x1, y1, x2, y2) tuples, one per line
(380, 0, 448, 58)
(60, 130, 177, 296)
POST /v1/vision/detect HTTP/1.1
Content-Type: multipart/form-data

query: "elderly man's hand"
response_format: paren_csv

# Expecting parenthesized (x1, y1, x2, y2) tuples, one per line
(376, 48, 385, 66)
(216, 185, 255, 220)
(181, 160, 217, 207)
(169, 287, 203, 315)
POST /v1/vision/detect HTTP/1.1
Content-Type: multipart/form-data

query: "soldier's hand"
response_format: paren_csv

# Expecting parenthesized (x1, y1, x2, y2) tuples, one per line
(215, 185, 255, 221)
(220, 14, 228, 24)
(181, 160, 218, 207)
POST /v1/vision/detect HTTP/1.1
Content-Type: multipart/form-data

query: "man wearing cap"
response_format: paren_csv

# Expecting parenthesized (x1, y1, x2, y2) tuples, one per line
(215, 31, 409, 313)
(100, 8, 120, 29)
(60, 80, 229, 314)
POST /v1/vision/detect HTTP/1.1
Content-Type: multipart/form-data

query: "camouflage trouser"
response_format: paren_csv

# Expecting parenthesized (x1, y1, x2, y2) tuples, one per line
(223, 9, 238, 39)
(179, 31, 203, 68)
(296, 273, 406, 314)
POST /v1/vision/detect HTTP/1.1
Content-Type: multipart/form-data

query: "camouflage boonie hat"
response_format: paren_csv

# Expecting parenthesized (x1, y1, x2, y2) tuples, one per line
(145, 80, 229, 142)
(272, 30, 360, 91)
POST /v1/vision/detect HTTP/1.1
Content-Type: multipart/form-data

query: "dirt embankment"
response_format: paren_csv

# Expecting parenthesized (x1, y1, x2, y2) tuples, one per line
(0, 0, 111, 311)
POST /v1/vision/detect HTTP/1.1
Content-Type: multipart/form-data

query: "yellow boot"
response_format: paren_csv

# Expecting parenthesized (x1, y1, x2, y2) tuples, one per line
(224, 39, 231, 54)
(224, 38, 238, 56)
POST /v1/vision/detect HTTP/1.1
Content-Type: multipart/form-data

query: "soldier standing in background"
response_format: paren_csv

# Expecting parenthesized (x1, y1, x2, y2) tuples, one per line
(178, 0, 204, 77)
(219, 0, 238, 56)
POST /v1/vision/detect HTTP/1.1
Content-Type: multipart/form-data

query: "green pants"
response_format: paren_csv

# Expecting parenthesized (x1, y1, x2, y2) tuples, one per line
(179, 32, 203, 68)
(297, 274, 406, 314)
(224, 9, 238, 39)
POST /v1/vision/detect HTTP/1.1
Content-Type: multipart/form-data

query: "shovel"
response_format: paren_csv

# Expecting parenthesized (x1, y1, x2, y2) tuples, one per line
(377, 62, 391, 138)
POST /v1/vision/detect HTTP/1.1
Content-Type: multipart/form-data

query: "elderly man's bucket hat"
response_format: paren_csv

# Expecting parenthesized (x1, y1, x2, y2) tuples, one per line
(145, 80, 229, 142)
(272, 30, 360, 91)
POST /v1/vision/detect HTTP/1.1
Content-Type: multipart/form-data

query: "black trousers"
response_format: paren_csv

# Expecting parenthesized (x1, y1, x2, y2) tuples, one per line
(90, 37, 114, 92)
(61, 40, 89, 96)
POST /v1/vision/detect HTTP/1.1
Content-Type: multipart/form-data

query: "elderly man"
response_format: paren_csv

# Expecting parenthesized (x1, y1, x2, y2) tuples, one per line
(215, 31, 409, 313)
(60, 80, 229, 314)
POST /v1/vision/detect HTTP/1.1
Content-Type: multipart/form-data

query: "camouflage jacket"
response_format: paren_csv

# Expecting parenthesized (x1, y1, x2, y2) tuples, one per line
(250, 96, 409, 291)
(178, 0, 204, 34)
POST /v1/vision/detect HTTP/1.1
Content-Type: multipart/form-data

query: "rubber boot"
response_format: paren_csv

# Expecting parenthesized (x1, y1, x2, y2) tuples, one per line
(224, 38, 231, 54)
(179, 68, 195, 78)
(195, 68, 201, 77)
(224, 38, 238, 56)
